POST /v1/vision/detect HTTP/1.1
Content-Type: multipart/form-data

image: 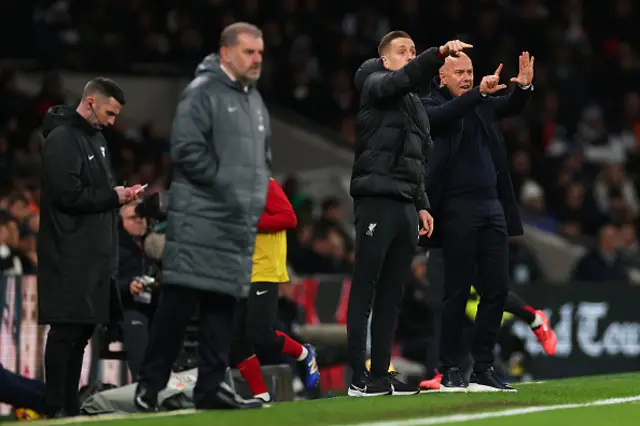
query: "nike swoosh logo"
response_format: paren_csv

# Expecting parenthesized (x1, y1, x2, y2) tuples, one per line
(256, 290, 268, 296)
(88, 155, 94, 160)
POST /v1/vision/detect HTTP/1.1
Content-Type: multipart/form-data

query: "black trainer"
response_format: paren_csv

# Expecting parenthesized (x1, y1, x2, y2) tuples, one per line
(387, 371, 420, 396)
(203, 382, 264, 409)
(469, 367, 517, 392)
(439, 367, 468, 393)
(134, 385, 160, 412)
(348, 373, 392, 397)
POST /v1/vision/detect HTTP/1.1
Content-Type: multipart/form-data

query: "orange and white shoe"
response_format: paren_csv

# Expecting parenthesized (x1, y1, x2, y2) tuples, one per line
(419, 371, 442, 391)
(532, 310, 557, 355)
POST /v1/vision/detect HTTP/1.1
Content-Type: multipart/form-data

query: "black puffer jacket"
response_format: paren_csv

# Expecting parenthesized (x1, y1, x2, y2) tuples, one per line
(349, 47, 445, 210)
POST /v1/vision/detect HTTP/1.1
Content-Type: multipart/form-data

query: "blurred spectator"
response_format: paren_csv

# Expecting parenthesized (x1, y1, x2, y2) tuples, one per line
(316, 197, 354, 255)
(619, 221, 640, 267)
(519, 180, 558, 233)
(593, 163, 639, 218)
(0, 211, 23, 275)
(572, 224, 629, 282)
(288, 222, 351, 275)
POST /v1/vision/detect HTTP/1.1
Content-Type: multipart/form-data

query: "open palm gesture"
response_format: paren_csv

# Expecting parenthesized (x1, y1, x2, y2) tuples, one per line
(510, 51, 535, 86)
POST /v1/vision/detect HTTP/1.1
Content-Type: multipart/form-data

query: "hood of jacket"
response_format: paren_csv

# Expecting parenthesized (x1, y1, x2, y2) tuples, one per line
(195, 53, 253, 92)
(41, 105, 98, 138)
(354, 58, 384, 92)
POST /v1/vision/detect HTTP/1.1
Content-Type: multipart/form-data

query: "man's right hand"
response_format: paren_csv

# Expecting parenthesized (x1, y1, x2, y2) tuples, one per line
(115, 186, 133, 204)
(479, 64, 508, 95)
(129, 280, 144, 295)
(439, 40, 473, 57)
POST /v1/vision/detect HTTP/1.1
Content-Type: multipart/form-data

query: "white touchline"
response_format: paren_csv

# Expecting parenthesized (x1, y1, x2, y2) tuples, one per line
(337, 395, 640, 426)
(31, 409, 199, 425)
(31, 403, 275, 425)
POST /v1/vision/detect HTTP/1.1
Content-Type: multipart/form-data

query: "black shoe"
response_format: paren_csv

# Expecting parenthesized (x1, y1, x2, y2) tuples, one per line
(387, 372, 420, 396)
(46, 409, 69, 419)
(347, 373, 392, 397)
(469, 367, 517, 392)
(205, 382, 264, 409)
(439, 367, 468, 393)
(134, 385, 160, 412)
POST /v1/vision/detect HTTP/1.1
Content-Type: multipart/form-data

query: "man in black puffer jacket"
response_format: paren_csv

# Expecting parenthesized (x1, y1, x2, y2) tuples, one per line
(347, 31, 473, 398)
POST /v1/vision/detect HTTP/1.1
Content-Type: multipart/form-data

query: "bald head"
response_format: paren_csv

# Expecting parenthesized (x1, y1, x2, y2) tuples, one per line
(439, 52, 474, 97)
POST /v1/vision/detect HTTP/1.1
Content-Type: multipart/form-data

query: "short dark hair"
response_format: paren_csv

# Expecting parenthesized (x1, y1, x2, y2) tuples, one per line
(82, 77, 125, 105)
(321, 197, 341, 213)
(378, 31, 412, 56)
(0, 210, 17, 227)
(311, 222, 333, 242)
(7, 191, 28, 207)
(220, 22, 263, 48)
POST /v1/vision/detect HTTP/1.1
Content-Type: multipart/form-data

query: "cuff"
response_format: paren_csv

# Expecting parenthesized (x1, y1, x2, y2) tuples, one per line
(519, 84, 533, 90)
(109, 190, 121, 208)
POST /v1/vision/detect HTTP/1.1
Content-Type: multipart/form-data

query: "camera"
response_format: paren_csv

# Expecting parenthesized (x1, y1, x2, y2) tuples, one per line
(134, 192, 167, 224)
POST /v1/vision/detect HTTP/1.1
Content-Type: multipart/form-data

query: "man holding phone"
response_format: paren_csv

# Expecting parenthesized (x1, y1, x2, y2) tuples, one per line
(37, 77, 144, 418)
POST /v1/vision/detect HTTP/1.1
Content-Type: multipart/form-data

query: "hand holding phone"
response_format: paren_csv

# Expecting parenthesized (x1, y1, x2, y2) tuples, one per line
(135, 184, 148, 194)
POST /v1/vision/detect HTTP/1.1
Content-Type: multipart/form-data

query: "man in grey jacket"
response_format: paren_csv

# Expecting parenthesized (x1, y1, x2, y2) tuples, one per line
(134, 22, 271, 411)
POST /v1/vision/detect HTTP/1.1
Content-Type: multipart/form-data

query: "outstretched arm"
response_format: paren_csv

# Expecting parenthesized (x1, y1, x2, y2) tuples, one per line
(365, 40, 473, 100)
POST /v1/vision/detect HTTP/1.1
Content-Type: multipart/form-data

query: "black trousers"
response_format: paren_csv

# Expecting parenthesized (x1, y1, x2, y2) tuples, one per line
(121, 309, 152, 381)
(440, 198, 509, 372)
(137, 285, 236, 409)
(422, 250, 536, 377)
(424, 248, 445, 379)
(348, 197, 418, 379)
(230, 282, 285, 364)
(44, 323, 95, 416)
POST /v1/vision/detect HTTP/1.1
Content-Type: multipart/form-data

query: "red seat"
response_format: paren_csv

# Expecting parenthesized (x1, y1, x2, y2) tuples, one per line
(293, 277, 352, 393)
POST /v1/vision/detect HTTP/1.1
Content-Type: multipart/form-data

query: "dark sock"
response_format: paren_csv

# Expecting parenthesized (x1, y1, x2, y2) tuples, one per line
(504, 291, 536, 325)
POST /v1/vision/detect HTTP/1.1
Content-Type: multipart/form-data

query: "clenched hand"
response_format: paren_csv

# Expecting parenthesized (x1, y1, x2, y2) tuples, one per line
(418, 209, 434, 238)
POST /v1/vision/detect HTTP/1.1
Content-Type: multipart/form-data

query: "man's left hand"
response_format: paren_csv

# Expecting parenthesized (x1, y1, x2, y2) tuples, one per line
(418, 209, 434, 238)
(510, 51, 535, 87)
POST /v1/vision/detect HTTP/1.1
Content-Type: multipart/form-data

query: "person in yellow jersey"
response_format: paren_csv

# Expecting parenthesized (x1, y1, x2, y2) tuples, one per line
(230, 178, 319, 402)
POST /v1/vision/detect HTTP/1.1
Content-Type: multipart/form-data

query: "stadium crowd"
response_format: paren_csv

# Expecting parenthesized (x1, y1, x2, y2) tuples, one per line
(1, 0, 640, 281)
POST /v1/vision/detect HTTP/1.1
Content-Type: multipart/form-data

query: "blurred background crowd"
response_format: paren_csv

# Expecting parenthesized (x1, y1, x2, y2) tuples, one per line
(1, 0, 639, 284)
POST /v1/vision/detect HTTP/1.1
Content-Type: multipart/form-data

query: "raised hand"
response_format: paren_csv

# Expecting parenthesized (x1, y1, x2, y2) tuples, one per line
(510, 51, 535, 86)
(439, 40, 473, 57)
(479, 64, 508, 95)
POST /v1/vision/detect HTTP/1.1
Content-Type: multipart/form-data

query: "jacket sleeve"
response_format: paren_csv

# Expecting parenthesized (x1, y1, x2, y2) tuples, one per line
(414, 141, 431, 211)
(423, 87, 484, 132)
(170, 82, 217, 188)
(117, 276, 132, 298)
(364, 47, 445, 100)
(489, 85, 533, 119)
(258, 179, 298, 232)
(41, 128, 120, 215)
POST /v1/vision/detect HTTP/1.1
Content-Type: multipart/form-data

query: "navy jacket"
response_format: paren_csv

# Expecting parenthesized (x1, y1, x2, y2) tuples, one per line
(420, 79, 531, 247)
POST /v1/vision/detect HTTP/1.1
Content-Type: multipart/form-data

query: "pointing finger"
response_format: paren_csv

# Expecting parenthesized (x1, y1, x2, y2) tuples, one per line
(494, 63, 503, 76)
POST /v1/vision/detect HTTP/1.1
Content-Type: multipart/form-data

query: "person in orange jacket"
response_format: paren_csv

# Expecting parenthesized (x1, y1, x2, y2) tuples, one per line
(230, 178, 319, 402)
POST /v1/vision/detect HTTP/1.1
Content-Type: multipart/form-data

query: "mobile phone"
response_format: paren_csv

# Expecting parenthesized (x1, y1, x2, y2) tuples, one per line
(135, 184, 148, 194)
